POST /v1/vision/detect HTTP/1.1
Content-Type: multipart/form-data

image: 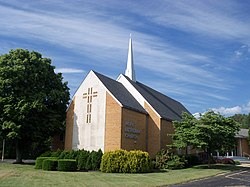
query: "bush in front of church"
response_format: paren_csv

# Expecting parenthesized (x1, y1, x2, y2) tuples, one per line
(42, 158, 58, 171)
(77, 150, 90, 170)
(57, 159, 77, 171)
(100, 150, 152, 173)
(38, 149, 103, 171)
(86, 149, 103, 170)
(35, 157, 56, 169)
(155, 149, 187, 170)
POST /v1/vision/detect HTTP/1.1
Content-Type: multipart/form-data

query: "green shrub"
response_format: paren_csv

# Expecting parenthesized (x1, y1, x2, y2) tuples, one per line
(58, 150, 79, 159)
(38, 149, 103, 171)
(101, 150, 127, 173)
(85, 151, 93, 170)
(216, 158, 235, 165)
(57, 159, 77, 171)
(58, 150, 70, 159)
(185, 154, 200, 166)
(234, 160, 241, 165)
(155, 149, 170, 169)
(42, 158, 58, 171)
(51, 149, 63, 157)
(91, 149, 103, 170)
(100, 150, 152, 173)
(35, 157, 52, 169)
(39, 151, 52, 157)
(77, 150, 90, 170)
(67, 150, 80, 159)
(128, 150, 152, 173)
(165, 155, 186, 169)
(155, 150, 187, 170)
(85, 149, 103, 170)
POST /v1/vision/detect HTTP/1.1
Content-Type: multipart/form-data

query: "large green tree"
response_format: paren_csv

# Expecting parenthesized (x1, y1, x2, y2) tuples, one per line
(173, 111, 240, 167)
(0, 49, 70, 163)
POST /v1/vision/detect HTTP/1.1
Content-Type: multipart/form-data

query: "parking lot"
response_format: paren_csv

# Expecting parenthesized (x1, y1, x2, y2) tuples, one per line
(169, 169, 250, 187)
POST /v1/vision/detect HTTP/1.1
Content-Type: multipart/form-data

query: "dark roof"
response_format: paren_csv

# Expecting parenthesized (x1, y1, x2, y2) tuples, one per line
(123, 75, 190, 121)
(93, 71, 147, 114)
(235, 129, 249, 138)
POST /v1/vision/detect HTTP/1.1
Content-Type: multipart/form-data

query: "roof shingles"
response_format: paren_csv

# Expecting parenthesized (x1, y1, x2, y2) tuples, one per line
(94, 71, 147, 114)
(123, 75, 190, 121)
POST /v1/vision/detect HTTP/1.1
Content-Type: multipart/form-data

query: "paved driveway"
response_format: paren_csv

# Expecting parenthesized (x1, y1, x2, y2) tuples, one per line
(169, 169, 250, 187)
(1, 159, 35, 164)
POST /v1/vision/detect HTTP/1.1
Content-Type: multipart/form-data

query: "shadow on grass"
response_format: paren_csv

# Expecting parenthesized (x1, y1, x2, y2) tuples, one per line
(152, 169, 169, 173)
(12, 162, 35, 166)
(192, 164, 246, 172)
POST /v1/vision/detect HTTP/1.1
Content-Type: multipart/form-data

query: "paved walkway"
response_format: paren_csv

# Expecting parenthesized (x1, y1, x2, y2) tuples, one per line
(169, 167, 250, 187)
(1, 159, 35, 164)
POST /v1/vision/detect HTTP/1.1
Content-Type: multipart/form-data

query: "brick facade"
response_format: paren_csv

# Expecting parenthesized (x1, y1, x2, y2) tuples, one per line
(121, 108, 147, 151)
(104, 93, 122, 151)
(64, 98, 75, 150)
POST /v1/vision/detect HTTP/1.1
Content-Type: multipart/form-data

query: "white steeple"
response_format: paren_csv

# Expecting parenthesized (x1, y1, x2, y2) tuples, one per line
(125, 34, 136, 81)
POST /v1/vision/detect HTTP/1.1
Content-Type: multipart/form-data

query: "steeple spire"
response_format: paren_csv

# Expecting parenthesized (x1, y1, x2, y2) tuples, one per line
(125, 34, 136, 81)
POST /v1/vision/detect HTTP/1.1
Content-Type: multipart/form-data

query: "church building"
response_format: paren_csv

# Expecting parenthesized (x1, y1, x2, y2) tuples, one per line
(64, 36, 190, 157)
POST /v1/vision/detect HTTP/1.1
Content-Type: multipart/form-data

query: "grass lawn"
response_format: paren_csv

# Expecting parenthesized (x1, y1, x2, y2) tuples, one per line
(0, 162, 243, 187)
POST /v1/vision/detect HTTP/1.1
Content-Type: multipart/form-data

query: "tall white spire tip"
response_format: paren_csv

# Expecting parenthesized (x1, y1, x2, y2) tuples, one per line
(125, 34, 136, 81)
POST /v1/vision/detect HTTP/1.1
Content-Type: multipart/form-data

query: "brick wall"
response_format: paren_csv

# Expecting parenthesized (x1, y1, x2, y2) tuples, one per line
(121, 108, 147, 151)
(104, 92, 122, 151)
(238, 138, 250, 156)
(64, 98, 75, 150)
(160, 119, 174, 150)
(144, 102, 161, 157)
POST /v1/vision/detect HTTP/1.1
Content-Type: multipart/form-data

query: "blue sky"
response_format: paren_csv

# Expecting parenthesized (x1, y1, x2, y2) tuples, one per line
(0, 0, 250, 116)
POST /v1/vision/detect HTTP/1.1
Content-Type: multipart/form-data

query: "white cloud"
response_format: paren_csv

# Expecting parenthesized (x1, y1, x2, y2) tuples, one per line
(1, 1, 249, 112)
(55, 68, 85, 74)
(212, 106, 242, 116)
(129, 1, 250, 43)
(193, 112, 202, 119)
(193, 100, 250, 116)
(0, 2, 228, 91)
(234, 44, 250, 59)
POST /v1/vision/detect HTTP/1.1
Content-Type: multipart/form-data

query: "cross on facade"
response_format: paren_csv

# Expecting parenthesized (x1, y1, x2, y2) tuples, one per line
(83, 87, 98, 123)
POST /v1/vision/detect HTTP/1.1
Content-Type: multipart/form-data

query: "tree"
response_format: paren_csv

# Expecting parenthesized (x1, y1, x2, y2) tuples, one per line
(0, 49, 70, 163)
(231, 113, 250, 128)
(173, 111, 240, 167)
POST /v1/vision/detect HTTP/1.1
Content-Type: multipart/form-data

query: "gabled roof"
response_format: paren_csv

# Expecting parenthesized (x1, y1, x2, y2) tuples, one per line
(123, 75, 190, 121)
(93, 71, 147, 114)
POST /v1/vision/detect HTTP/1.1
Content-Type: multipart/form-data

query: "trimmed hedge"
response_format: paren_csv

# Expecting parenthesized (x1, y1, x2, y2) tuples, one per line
(37, 149, 103, 171)
(57, 159, 77, 171)
(42, 158, 58, 171)
(35, 157, 54, 169)
(100, 150, 152, 173)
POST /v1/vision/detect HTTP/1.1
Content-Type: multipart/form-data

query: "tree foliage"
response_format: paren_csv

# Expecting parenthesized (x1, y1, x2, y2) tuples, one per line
(0, 49, 70, 162)
(173, 111, 240, 167)
(231, 113, 250, 128)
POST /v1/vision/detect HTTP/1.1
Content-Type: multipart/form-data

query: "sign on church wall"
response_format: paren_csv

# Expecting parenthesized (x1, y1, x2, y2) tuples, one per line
(124, 121, 141, 140)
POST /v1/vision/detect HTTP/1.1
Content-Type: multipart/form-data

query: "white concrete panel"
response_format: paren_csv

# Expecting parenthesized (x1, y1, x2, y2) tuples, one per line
(71, 71, 106, 152)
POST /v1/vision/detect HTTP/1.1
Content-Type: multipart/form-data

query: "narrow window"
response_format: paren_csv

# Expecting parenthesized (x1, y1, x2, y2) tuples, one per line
(89, 114, 91, 123)
(89, 104, 92, 113)
(86, 115, 89, 123)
